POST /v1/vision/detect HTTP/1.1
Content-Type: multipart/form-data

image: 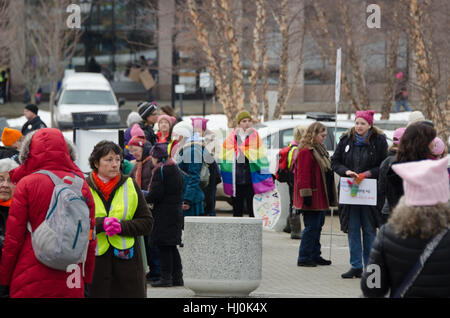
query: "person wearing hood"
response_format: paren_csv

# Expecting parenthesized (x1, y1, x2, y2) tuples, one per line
(145, 143, 184, 287)
(124, 111, 143, 161)
(177, 128, 206, 217)
(0, 158, 19, 264)
(331, 110, 388, 279)
(0, 127, 23, 164)
(0, 128, 97, 298)
(128, 135, 161, 283)
(361, 157, 450, 298)
(21, 104, 47, 136)
(191, 117, 221, 217)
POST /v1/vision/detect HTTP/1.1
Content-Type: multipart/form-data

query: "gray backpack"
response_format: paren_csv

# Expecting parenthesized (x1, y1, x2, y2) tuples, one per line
(27, 170, 90, 271)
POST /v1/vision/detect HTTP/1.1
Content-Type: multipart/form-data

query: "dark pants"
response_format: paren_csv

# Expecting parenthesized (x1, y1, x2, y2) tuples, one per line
(145, 235, 161, 278)
(297, 211, 325, 263)
(232, 184, 254, 217)
(159, 245, 183, 282)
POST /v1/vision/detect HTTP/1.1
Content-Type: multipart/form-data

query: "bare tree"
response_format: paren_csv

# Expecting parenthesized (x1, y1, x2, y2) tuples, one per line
(28, 0, 82, 127)
(407, 0, 449, 143)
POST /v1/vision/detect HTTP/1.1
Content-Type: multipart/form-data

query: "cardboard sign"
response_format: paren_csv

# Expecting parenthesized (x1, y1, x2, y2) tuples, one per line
(339, 177, 377, 206)
(128, 67, 141, 83)
(139, 69, 156, 90)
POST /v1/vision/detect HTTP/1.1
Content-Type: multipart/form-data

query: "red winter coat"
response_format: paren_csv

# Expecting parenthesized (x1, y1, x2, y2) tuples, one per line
(0, 128, 97, 298)
(293, 147, 334, 211)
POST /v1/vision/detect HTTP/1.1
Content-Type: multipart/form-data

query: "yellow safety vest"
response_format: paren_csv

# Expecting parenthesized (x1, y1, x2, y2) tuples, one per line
(90, 177, 139, 256)
(287, 144, 298, 170)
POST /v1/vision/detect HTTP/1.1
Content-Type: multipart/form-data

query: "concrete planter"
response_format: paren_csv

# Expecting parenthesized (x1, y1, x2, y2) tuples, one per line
(181, 217, 263, 297)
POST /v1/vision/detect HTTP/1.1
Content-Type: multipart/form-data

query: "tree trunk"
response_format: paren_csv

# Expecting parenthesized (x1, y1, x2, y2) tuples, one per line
(272, 0, 289, 120)
(409, 0, 449, 143)
(381, 29, 399, 120)
(249, 0, 265, 123)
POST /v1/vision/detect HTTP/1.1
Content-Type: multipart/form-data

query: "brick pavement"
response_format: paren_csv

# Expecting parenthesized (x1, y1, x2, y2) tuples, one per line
(146, 214, 363, 298)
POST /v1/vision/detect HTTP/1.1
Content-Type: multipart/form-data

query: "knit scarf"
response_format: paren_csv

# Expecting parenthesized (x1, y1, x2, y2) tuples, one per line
(311, 143, 332, 172)
(156, 131, 169, 143)
(0, 198, 12, 208)
(92, 171, 119, 202)
(355, 130, 370, 146)
(135, 156, 152, 189)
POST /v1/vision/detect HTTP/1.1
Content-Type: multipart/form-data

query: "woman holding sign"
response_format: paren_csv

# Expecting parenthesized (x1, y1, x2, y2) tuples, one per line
(294, 122, 337, 267)
(331, 110, 388, 279)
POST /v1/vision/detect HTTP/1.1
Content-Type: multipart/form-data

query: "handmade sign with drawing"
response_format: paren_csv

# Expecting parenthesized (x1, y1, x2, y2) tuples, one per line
(339, 177, 377, 206)
(253, 189, 281, 230)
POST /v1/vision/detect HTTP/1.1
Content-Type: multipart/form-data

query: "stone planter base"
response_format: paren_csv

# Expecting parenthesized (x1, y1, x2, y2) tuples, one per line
(182, 217, 263, 297)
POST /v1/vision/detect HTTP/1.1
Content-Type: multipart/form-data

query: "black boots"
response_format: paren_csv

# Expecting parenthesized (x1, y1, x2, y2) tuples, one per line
(341, 268, 363, 279)
(150, 279, 173, 287)
(289, 214, 302, 239)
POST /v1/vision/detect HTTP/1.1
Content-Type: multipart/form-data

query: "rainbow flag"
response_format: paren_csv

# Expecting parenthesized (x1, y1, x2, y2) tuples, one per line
(219, 128, 274, 196)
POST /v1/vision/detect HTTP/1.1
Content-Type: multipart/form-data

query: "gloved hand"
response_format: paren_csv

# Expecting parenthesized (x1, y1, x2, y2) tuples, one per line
(104, 217, 121, 236)
(303, 196, 312, 207)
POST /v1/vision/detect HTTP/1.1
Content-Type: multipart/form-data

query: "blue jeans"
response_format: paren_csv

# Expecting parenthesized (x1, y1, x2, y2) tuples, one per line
(297, 211, 325, 263)
(347, 205, 376, 269)
(394, 100, 411, 112)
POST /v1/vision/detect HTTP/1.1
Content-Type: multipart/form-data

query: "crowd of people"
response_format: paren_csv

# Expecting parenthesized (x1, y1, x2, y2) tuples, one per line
(0, 98, 448, 298)
(277, 108, 449, 297)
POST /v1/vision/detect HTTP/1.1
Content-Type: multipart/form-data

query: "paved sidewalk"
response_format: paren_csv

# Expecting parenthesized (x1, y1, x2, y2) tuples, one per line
(146, 214, 363, 298)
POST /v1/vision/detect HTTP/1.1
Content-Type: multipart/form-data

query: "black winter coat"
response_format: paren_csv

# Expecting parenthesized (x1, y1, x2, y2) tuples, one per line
(377, 151, 403, 215)
(146, 163, 184, 246)
(138, 122, 157, 147)
(331, 127, 388, 233)
(0, 146, 19, 164)
(21, 116, 47, 136)
(361, 223, 450, 298)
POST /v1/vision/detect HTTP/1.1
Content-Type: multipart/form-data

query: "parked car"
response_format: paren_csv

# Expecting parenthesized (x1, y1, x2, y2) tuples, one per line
(255, 118, 355, 174)
(54, 72, 125, 129)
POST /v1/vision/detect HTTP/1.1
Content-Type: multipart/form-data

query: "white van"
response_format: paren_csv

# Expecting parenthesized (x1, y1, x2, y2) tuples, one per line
(54, 72, 125, 129)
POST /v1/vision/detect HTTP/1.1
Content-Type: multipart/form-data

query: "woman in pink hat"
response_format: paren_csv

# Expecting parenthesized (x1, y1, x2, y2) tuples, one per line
(361, 157, 450, 298)
(156, 115, 176, 144)
(331, 110, 388, 279)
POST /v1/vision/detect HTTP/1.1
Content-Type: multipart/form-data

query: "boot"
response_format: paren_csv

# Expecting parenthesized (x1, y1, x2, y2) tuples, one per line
(341, 268, 363, 279)
(150, 278, 173, 287)
(290, 214, 302, 239)
(283, 214, 291, 233)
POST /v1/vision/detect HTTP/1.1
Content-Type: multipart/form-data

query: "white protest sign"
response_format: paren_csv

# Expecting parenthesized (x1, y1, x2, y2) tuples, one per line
(339, 177, 377, 206)
(175, 84, 185, 94)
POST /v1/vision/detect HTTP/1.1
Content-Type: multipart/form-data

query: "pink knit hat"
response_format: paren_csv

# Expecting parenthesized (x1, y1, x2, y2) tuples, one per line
(130, 123, 145, 138)
(432, 137, 445, 156)
(158, 114, 176, 127)
(396, 72, 403, 79)
(393, 127, 406, 145)
(355, 110, 376, 126)
(191, 117, 209, 131)
(391, 157, 449, 206)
